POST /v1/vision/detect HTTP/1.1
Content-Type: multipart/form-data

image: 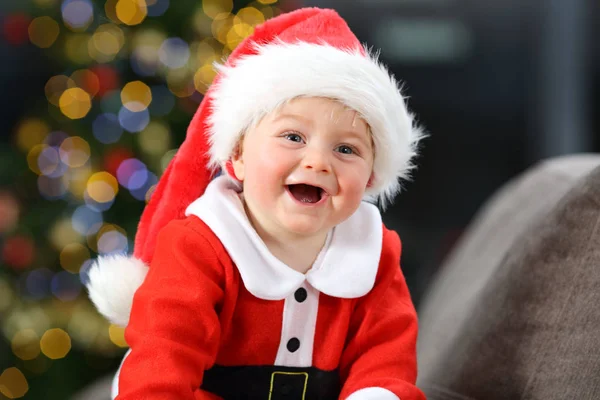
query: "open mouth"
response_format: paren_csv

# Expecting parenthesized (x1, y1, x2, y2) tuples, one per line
(286, 184, 326, 204)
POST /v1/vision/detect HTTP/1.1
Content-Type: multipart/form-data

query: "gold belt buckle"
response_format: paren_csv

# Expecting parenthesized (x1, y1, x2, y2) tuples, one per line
(269, 371, 309, 400)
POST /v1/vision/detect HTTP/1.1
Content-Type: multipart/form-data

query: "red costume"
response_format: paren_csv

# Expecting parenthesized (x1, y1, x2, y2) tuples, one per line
(85, 7, 426, 400)
(114, 177, 424, 399)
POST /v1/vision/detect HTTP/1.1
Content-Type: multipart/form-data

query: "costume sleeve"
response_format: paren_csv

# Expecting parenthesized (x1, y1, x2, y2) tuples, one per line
(116, 218, 225, 400)
(339, 227, 426, 400)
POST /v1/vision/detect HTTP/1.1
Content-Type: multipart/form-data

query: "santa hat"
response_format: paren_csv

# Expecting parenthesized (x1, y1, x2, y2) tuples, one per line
(86, 7, 423, 327)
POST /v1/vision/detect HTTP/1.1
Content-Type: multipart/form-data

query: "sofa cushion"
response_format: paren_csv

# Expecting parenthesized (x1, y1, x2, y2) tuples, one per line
(417, 154, 600, 399)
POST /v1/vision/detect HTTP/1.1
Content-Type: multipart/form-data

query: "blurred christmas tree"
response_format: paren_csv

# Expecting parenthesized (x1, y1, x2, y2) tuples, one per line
(0, 0, 284, 398)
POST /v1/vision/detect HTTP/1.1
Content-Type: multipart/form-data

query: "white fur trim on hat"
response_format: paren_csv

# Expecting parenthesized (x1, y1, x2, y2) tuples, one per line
(207, 41, 424, 207)
(86, 254, 149, 327)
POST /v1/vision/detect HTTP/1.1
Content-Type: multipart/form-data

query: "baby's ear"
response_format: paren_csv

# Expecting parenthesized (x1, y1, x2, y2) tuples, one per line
(366, 173, 374, 188)
(229, 141, 245, 181)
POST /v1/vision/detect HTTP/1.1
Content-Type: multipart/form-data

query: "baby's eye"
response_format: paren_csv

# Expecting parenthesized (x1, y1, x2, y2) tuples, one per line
(336, 145, 355, 155)
(284, 133, 303, 143)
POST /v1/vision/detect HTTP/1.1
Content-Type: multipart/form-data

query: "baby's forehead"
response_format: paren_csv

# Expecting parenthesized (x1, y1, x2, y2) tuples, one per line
(271, 97, 368, 126)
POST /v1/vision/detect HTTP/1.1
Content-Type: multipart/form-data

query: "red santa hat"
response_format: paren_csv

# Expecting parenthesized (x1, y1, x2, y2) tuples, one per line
(86, 7, 423, 327)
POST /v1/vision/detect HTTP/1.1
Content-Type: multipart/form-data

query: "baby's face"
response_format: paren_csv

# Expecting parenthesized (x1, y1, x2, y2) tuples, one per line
(231, 97, 374, 241)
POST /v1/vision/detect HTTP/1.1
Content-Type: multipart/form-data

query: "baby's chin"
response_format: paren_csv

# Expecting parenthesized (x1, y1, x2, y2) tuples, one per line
(276, 216, 333, 238)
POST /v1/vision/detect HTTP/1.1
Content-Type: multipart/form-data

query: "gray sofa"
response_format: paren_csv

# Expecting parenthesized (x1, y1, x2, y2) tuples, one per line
(417, 153, 600, 399)
(74, 154, 600, 399)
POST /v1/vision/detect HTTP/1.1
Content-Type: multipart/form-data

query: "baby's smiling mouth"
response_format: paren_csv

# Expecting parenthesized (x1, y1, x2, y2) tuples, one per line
(286, 184, 326, 204)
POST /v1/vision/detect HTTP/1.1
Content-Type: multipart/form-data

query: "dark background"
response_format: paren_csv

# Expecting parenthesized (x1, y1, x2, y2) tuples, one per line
(0, 0, 597, 398)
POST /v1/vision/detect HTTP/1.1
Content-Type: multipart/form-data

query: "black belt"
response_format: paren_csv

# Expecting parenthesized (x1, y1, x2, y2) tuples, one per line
(201, 364, 340, 400)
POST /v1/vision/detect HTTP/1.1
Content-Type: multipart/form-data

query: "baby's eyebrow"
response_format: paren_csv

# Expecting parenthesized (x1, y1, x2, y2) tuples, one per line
(338, 130, 372, 149)
(271, 113, 312, 126)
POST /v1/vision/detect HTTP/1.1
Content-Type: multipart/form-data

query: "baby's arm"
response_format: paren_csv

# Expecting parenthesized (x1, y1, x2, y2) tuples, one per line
(339, 227, 426, 400)
(116, 218, 225, 399)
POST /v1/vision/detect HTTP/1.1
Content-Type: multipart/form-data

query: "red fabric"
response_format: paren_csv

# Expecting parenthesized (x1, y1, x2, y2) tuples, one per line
(118, 216, 425, 399)
(132, 7, 364, 268)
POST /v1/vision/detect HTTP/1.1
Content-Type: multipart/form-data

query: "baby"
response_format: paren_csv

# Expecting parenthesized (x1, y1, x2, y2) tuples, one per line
(87, 7, 426, 400)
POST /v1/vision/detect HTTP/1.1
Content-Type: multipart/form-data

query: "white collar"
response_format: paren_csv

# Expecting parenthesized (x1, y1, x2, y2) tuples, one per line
(185, 176, 383, 300)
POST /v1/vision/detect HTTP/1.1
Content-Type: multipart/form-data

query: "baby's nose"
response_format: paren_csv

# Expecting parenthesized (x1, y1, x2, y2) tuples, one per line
(302, 148, 331, 173)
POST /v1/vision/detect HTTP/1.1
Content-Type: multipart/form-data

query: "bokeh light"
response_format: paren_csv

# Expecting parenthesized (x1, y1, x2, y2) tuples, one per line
(11, 329, 41, 361)
(28, 16, 60, 48)
(192, 37, 221, 65)
(147, 0, 170, 17)
(59, 88, 92, 119)
(50, 218, 83, 250)
(61, 0, 94, 31)
(158, 37, 190, 69)
(84, 189, 115, 212)
(45, 75, 76, 106)
(40, 328, 71, 359)
(118, 105, 150, 132)
(193, 9, 213, 36)
(131, 42, 160, 76)
(38, 145, 67, 178)
(108, 324, 128, 347)
(166, 68, 195, 98)
(131, 171, 157, 201)
(38, 175, 68, 200)
(25, 268, 53, 300)
(66, 165, 93, 199)
(44, 130, 69, 147)
(121, 81, 152, 112)
(90, 65, 120, 97)
(194, 64, 218, 94)
(139, 121, 171, 155)
(160, 148, 177, 172)
(212, 12, 234, 45)
(2, 236, 35, 270)
(66, 305, 103, 348)
(0, 367, 29, 399)
(2, 13, 31, 46)
(116, 0, 148, 26)
(71, 69, 100, 97)
(78, 259, 93, 286)
(225, 7, 263, 50)
(72, 205, 103, 235)
(117, 158, 148, 190)
(60, 243, 90, 273)
(237, 7, 264, 27)
(51, 271, 82, 301)
(4, 307, 51, 344)
(103, 147, 135, 176)
(89, 23, 125, 63)
(104, 0, 120, 23)
(202, 0, 233, 19)
(27, 145, 47, 175)
(16, 119, 50, 153)
(0, 192, 20, 234)
(59, 136, 91, 168)
(86, 172, 119, 203)
(96, 224, 128, 255)
(64, 33, 93, 64)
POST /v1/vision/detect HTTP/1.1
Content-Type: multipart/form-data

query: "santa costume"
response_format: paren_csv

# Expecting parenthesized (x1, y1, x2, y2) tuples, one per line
(86, 7, 426, 400)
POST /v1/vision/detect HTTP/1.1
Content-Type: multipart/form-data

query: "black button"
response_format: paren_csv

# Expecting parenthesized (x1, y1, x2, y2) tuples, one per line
(287, 338, 300, 353)
(294, 288, 307, 303)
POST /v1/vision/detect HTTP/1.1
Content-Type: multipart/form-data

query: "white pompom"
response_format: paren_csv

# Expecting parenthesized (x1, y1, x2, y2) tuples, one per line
(86, 254, 149, 327)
